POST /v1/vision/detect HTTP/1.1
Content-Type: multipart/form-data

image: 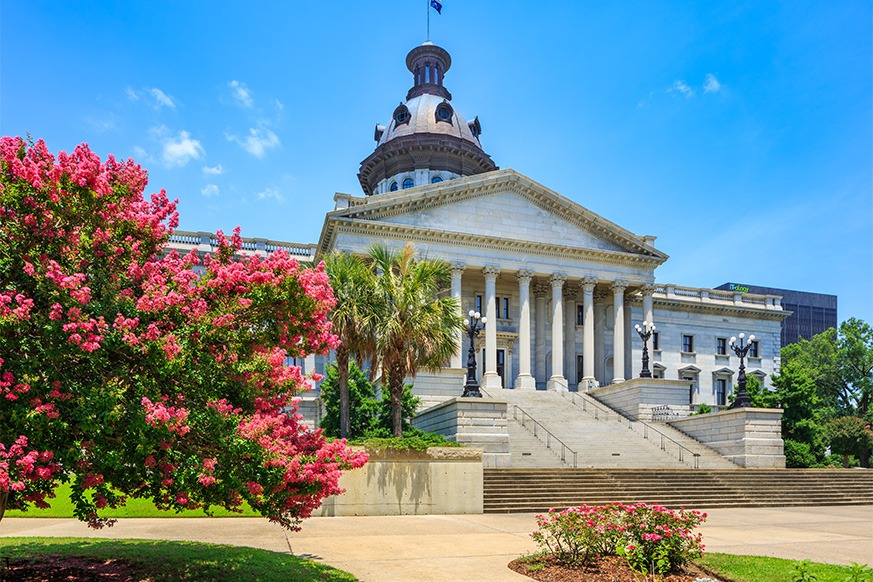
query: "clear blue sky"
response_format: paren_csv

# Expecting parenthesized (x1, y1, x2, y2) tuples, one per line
(2, 1, 871, 324)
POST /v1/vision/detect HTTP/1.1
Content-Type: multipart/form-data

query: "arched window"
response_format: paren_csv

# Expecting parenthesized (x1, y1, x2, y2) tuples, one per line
(431, 176, 443, 183)
(389, 181, 398, 192)
(402, 178, 415, 189)
(393, 104, 410, 126)
(435, 101, 453, 124)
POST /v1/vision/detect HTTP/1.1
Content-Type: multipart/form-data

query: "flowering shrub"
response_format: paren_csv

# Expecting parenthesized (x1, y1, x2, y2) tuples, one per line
(0, 136, 367, 529)
(531, 503, 706, 574)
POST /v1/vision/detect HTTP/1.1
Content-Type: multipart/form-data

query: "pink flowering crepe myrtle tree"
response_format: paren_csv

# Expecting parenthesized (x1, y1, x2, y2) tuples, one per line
(0, 136, 367, 530)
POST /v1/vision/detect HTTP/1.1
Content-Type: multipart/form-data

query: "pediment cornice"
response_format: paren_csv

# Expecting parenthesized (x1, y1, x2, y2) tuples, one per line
(321, 169, 668, 262)
(320, 217, 665, 269)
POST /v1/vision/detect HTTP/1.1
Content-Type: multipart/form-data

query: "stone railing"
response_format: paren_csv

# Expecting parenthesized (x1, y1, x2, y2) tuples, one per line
(668, 408, 785, 468)
(166, 230, 317, 261)
(653, 284, 783, 310)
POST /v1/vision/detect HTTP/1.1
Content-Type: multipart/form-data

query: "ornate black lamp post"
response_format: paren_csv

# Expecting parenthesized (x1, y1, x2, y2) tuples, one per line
(634, 321, 655, 378)
(729, 333, 756, 408)
(462, 310, 487, 398)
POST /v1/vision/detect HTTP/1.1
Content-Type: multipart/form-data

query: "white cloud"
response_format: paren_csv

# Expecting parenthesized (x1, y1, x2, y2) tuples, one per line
(149, 87, 177, 109)
(229, 80, 253, 108)
(131, 146, 154, 164)
(227, 127, 280, 158)
(202, 164, 225, 176)
(671, 80, 694, 98)
(160, 130, 205, 168)
(274, 98, 285, 112)
(256, 187, 286, 204)
(125, 86, 139, 102)
(704, 73, 722, 94)
(84, 113, 118, 133)
(201, 184, 220, 197)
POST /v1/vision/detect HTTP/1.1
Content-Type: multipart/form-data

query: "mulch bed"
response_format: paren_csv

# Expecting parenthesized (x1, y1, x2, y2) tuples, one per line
(508, 554, 725, 582)
(1, 556, 140, 581)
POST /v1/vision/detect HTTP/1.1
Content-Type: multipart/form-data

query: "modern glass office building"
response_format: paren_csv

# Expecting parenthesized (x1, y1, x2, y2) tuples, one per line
(715, 283, 838, 347)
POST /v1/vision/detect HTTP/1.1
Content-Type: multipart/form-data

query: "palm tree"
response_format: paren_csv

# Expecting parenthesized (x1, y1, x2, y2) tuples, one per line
(324, 251, 377, 438)
(368, 243, 463, 436)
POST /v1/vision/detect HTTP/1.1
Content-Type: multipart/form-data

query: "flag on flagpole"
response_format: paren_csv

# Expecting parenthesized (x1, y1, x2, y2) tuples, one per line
(430, 0, 442, 14)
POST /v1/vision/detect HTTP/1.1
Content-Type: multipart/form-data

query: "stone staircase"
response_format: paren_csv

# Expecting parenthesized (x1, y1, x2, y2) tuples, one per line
(483, 388, 738, 469)
(483, 468, 873, 512)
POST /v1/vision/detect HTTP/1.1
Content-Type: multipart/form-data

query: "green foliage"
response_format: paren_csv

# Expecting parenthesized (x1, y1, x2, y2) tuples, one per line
(769, 319, 873, 467)
(319, 361, 420, 439)
(792, 559, 819, 582)
(349, 429, 462, 451)
(0, 537, 356, 581)
(844, 562, 873, 582)
(699, 553, 872, 582)
(692, 403, 713, 415)
(826, 416, 873, 467)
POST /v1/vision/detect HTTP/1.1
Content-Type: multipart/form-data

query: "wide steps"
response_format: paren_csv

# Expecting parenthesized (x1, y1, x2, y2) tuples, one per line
(483, 469, 873, 512)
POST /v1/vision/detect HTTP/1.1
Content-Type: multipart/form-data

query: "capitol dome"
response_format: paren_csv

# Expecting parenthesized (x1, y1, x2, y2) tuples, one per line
(358, 42, 498, 196)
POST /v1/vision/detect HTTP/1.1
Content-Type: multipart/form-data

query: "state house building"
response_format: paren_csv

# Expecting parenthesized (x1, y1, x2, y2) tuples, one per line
(171, 42, 790, 410)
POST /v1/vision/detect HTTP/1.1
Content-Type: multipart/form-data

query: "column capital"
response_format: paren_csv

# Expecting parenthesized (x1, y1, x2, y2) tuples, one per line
(516, 269, 535, 283)
(533, 283, 549, 298)
(563, 286, 578, 301)
(581, 276, 598, 293)
(640, 283, 656, 295)
(451, 261, 466, 276)
(549, 273, 567, 287)
(482, 265, 500, 280)
(611, 279, 629, 294)
(594, 289, 610, 302)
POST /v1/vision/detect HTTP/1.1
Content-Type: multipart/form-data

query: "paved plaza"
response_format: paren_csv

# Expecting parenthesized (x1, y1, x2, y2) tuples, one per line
(2, 505, 871, 581)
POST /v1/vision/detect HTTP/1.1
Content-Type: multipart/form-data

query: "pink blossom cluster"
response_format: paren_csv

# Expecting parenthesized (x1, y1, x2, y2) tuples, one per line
(141, 397, 191, 436)
(0, 436, 60, 508)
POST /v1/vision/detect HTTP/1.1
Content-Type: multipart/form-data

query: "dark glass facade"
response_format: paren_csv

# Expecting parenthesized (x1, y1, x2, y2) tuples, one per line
(715, 283, 838, 347)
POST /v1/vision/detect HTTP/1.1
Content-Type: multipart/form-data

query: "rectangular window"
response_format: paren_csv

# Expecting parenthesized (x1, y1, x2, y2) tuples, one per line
(502, 297, 510, 319)
(716, 378, 727, 406)
(652, 332, 660, 350)
(716, 337, 727, 355)
(475, 295, 482, 315)
(749, 340, 760, 358)
(682, 335, 694, 353)
(577, 305, 584, 326)
(577, 355, 584, 383)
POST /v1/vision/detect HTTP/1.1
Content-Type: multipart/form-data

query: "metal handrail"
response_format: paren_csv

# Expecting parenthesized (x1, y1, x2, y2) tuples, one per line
(562, 392, 701, 469)
(511, 404, 578, 468)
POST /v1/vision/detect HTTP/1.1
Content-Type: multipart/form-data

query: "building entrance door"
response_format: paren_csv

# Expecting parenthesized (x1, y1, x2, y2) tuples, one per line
(483, 348, 506, 388)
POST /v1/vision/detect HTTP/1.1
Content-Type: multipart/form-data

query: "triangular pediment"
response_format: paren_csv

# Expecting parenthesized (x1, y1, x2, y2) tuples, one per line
(319, 169, 668, 264)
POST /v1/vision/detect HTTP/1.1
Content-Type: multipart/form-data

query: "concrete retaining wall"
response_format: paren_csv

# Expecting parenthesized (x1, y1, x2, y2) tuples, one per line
(668, 408, 786, 468)
(590, 378, 692, 420)
(412, 398, 511, 468)
(316, 447, 483, 516)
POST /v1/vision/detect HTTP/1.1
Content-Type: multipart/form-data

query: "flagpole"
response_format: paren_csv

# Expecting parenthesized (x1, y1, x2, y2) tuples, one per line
(426, 0, 430, 41)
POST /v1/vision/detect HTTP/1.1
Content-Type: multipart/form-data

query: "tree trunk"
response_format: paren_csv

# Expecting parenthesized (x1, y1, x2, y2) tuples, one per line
(337, 346, 350, 439)
(0, 490, 8, 524)
(389, 364, 403, 438)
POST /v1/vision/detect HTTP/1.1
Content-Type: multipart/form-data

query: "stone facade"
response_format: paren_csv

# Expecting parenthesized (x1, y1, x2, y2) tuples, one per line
(412, 398, 511, 468)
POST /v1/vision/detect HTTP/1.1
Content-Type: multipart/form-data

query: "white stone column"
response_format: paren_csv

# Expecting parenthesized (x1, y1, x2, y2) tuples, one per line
(450, 262, 465, 369)
(563, 286, 576, 384)
(534, 283, 548, 388)
(547, 273, 568, 391)
(580, 276, 597, 390)
(482, 266, 502, 389)
(515, 270, 536, 390)
(611, 280, 628, 384)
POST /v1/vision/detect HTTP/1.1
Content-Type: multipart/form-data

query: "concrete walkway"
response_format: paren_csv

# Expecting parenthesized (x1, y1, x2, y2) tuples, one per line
(2, 505, 871, 581)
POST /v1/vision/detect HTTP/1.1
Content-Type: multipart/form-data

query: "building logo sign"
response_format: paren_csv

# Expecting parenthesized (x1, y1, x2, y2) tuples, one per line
(728, 283, 750, 293)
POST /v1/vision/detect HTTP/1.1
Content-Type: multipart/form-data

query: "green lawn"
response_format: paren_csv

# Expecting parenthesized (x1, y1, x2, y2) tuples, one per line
(4, 482, 260, 518)
(0, 537, 357, 581)
(699, 553, 873, 582)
